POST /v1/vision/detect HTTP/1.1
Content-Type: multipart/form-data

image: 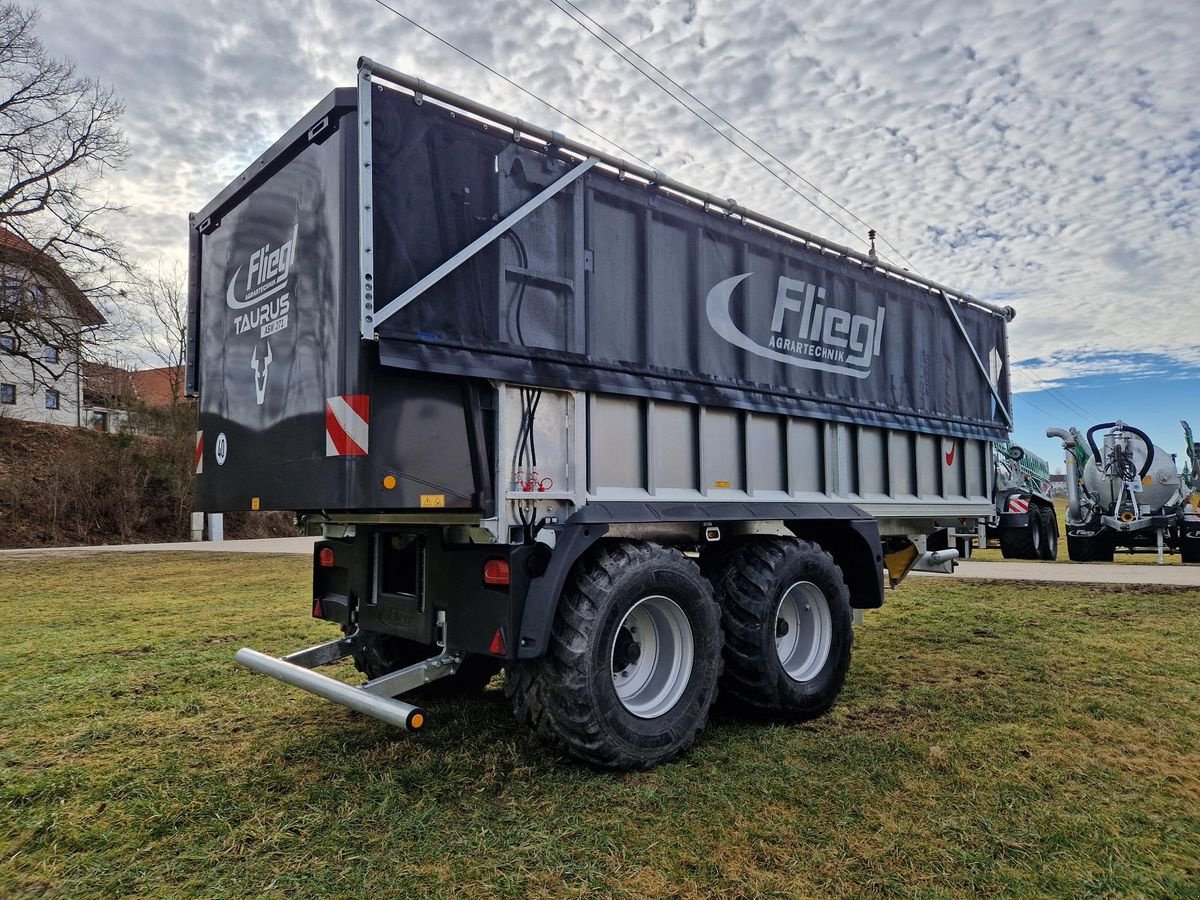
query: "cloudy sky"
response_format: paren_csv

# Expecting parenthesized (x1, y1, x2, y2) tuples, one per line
(38, 0, 1199, 463)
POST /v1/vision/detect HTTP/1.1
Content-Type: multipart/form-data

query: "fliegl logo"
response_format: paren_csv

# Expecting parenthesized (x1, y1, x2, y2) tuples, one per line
(225, 222, 297, 340)
(706, 272, 885, 379)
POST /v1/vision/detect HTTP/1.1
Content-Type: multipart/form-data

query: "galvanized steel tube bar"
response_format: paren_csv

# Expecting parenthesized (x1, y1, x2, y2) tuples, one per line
(235, 647, 426, 730)
(938, 290, 1014, 428)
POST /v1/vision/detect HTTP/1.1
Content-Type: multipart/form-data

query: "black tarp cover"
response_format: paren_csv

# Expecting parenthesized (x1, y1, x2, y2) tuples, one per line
(369, 88, 1011, 442)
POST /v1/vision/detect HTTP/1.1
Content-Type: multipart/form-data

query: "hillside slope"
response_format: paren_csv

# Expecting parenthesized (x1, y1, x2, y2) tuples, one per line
(0, 417, 294, 548)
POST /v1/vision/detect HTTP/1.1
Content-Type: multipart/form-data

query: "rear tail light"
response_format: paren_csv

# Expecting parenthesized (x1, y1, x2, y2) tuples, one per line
(482, 558, 510, 586)
(318, 547, 336, 568)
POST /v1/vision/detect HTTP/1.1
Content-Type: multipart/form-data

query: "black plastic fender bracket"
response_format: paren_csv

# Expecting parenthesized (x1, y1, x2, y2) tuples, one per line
(516, 522, 608, 658)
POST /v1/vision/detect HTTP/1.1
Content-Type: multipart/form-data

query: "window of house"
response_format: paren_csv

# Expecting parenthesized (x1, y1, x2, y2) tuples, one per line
(45, 389, 60, 410)
(91, 410, 109, 432)
(43, 346, 59, 364)
(1, 278, 43, 306)
(1, 278, 24, 311)
(0, 384, 14, 405)
(0, 335, 14, 352)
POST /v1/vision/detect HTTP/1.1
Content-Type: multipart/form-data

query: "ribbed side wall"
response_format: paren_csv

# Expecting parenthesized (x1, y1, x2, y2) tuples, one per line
(585, 393, 993, 527)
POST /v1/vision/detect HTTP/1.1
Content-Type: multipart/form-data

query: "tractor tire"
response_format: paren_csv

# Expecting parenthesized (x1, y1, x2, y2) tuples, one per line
(1066, 533, 1115, 562)
(505, 541, 723, 770)
(999, 514, 1042, 560)
(348, 632, 501, 697)
(1037, 506, 1059, 561)
(712, 538, 852, 720)
(1180, 531, 1200, 564)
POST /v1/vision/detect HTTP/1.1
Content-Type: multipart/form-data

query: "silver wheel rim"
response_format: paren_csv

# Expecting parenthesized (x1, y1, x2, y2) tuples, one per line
(610, 595, 695, 718)
(775, 581, 832, 683)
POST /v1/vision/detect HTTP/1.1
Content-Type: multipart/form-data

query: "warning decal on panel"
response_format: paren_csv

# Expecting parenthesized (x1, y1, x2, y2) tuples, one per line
(325, 395, 370, 456)
(420, 494, 446, 508)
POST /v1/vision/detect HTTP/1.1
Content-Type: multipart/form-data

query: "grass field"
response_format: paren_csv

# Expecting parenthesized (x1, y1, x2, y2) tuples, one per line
(2, 553, 1198, 898)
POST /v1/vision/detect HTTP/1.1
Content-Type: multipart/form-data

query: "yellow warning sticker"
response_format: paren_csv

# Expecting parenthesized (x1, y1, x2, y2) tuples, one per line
(420, 494, 446, 508)
(251, 497, 260, 511)
(713, 480, 731, 489)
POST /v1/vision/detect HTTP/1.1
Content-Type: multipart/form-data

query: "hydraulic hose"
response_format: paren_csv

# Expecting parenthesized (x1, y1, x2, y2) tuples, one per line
(1086, 422, 1154, 480)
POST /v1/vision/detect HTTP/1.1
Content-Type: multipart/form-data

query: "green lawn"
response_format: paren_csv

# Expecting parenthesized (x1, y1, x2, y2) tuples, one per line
(1, 553, 1197, 897)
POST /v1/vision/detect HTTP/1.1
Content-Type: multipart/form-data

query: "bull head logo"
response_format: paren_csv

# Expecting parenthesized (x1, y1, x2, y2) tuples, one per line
(250, 340, 272, 406)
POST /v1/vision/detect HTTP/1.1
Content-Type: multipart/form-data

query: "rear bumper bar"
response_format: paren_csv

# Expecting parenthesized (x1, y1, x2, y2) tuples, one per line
(235, 647, 427, 731)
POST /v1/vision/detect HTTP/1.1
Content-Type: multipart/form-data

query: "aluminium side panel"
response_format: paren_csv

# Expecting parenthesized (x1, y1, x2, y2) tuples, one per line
(583, 393, 993, 519)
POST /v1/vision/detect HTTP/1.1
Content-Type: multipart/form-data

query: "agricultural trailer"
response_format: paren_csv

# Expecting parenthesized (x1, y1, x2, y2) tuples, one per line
(981, 440, 1058, 560)
(188, 59, 1015, 769)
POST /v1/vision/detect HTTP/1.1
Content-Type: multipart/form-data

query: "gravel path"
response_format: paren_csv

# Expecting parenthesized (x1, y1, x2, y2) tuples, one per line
(913, 558, 1200, 586)
(4, 537, 1198, 586)
(0, 536, 319, 558)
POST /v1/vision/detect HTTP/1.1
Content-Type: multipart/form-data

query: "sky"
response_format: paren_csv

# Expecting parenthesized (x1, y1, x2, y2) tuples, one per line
(36, 0, 1200, 468)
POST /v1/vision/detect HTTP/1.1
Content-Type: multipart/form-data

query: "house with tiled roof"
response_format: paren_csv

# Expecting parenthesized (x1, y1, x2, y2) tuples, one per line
(0, 227, 105, 428)
(80, 363, 190, 433)
(81, 361, 136, 432)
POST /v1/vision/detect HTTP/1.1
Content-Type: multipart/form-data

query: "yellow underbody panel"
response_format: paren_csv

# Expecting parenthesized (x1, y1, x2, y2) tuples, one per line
(884, 540, 920, 587)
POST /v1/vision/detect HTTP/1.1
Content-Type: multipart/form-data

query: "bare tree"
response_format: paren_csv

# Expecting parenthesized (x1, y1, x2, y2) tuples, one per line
(0, 3, 129, 392)
(132, 263, 187, 404)
(126, 262, 195, 533)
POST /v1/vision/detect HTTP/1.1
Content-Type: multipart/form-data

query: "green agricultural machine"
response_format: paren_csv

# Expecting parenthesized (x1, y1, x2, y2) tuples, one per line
(987, 440, 1058, 560)
(1047, 420, 1200, 564)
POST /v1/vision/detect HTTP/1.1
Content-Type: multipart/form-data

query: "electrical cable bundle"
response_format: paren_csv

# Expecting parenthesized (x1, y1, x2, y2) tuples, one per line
(509, 384, 543, 542)
(511, 387, 542, 481)
(503, 230, 530, 346)
(501, 228, 542, 540)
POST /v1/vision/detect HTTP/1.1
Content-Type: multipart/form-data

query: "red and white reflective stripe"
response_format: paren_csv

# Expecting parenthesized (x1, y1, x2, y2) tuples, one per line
(1008, 496, 1029, 514)
(326, 395, 369, 456)
(195, 431, 204, 474)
